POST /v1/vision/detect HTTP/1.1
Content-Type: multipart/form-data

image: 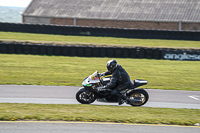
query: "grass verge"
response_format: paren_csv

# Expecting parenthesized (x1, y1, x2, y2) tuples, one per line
(0, 32, 200, 49)
(0, 103, 199, 126)
(0, 54, 200, 91)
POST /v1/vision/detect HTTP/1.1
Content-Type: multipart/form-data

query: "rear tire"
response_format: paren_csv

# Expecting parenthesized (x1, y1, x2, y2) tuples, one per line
(127, 89, 149, 106)
(76, 88, 97, 104)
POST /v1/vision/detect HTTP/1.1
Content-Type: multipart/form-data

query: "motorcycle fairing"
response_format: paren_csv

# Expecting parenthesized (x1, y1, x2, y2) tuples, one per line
(82, 71, 100, 86)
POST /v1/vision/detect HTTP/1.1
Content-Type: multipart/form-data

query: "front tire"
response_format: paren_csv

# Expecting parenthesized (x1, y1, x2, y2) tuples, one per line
(76, 88, 97, 104)
(127, 89, 149, 106)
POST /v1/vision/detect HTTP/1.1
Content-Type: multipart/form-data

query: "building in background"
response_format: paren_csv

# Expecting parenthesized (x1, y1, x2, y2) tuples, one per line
(22, 0, 200, 31)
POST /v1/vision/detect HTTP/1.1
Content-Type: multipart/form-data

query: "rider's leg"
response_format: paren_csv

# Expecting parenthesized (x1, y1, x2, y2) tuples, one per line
(111, 83, 135, 105)
(111, 85, 128, 105)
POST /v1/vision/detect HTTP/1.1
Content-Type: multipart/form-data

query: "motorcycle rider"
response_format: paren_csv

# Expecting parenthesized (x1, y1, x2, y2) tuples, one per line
(100, 59, 134, 105)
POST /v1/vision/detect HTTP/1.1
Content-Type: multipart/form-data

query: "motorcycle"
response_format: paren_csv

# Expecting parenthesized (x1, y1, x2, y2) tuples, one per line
(76, 71, 149, 106)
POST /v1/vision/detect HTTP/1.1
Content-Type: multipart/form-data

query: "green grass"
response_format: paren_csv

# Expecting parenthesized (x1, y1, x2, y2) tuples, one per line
(0, 103, 199, 126)
(0, 54, 199, 91)
(0, 32, 200, 49)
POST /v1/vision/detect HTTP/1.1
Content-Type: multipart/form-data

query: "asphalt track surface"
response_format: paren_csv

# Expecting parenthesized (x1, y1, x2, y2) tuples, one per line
(0, 121, 199, 133)
(0, 85, 200, 109)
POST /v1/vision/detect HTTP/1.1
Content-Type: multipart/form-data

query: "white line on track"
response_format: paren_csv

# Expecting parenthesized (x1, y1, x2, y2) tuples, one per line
(188, 95, 200, 101)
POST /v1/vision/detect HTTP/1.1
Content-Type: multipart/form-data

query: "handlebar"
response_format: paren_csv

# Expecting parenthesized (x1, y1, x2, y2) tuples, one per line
(97, 73, 105, 85)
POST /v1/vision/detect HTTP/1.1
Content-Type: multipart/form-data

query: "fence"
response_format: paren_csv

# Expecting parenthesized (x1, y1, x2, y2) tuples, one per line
(0, 42, 199, 60)
(0, 22, 200, 40)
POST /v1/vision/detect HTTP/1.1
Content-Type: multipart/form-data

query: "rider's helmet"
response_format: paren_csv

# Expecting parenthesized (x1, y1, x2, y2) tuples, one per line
(106, 59, 118, 73)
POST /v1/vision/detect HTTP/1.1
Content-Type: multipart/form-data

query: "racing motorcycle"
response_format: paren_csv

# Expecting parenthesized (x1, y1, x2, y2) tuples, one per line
(76, 71, 149, 106)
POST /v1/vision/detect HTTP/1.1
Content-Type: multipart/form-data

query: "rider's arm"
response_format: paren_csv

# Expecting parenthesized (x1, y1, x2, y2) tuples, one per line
(105, 70, 119, 89)
(101, 71, 112, 77)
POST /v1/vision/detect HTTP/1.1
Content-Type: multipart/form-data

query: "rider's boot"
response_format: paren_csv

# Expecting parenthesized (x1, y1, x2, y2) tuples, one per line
(118, 99, 126, 105)
(118, 95, 127, 105)
(119, 98, 136, 105)
(118, 94, 138, 105)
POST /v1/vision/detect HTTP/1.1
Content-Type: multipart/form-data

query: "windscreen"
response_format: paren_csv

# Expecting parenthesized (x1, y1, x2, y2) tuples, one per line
(91, 71, 99, 80)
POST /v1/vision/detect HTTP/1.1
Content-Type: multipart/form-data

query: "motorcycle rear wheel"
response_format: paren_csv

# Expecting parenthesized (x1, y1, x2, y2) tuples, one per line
(127, 89, 149, 106)
(76, 88, 97, 104)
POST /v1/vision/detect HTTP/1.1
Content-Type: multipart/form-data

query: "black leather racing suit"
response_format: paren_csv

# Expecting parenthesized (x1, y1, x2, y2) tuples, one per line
(102, 64, 132, 100)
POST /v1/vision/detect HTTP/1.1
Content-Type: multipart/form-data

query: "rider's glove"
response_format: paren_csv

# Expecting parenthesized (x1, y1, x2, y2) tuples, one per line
(100, 73, 105, 77)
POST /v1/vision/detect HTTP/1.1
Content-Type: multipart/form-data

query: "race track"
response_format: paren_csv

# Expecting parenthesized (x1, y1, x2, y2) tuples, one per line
(0, 85, 200, 109)
(0, 121, 199, 133)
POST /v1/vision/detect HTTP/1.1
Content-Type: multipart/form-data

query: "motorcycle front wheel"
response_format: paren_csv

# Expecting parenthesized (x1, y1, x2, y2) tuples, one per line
(76, 88, 97, 104)
(127, 89, 149, 106)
